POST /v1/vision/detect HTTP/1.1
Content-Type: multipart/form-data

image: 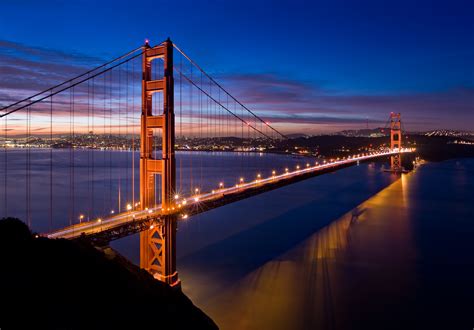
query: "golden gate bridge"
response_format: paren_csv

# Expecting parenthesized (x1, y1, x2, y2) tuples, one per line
(0, 38, 413, 287)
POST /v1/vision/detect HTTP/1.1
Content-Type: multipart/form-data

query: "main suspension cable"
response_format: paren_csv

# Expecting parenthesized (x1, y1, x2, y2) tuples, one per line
(0, 48, 146, 119)
(173, 43, 287, 139)
(1, 46, 144, 113)
(174, 65, 274, 140)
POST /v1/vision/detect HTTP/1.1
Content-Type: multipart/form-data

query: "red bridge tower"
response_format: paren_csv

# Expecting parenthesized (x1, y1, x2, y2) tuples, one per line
(390, 112, 403, 172)
(139, 39, 179, 287)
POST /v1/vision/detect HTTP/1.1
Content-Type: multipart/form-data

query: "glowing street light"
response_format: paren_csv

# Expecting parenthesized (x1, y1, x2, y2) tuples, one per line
(79, 214, 84, 222)
(126, 204, 132, 211)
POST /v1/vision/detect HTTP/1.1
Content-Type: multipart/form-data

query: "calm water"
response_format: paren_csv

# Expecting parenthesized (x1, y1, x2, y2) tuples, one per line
(167, 158, 472, 330)
(3, 150, 473, 329)
(0, 150, 305, 232)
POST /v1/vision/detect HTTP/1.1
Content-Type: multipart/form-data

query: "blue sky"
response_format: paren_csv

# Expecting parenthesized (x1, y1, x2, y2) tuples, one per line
(1, 0, 473, 132)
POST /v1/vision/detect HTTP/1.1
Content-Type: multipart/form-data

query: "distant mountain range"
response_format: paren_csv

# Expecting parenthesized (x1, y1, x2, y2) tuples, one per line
(287, 128, 386, 138)
(286, 129, 474, 138)
(423, 130, 474, 137)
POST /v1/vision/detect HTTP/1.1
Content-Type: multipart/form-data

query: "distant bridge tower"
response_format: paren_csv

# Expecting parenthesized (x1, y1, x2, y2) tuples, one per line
(390, 112, 403, 172)
(139, 39, 179, 287)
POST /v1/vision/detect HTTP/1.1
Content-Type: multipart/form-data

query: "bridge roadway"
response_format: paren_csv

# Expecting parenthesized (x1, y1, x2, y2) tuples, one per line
(46, 148, 414, 243)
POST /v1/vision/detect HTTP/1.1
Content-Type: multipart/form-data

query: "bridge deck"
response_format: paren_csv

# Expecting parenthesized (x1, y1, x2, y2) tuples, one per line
(46, 149, 413, 243)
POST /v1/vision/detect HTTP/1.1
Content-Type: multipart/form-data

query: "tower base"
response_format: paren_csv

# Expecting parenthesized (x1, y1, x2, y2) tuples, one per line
(383, 167, 409, 174)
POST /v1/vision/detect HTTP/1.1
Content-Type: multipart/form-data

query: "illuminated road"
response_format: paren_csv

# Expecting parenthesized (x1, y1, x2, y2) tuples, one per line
(47, 148, 414, 241)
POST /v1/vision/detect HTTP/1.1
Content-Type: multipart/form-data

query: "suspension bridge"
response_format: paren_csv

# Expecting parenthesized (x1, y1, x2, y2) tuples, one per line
(0, 38, 413, 287)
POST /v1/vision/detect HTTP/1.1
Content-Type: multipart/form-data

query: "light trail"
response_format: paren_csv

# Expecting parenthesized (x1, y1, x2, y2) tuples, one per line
(47, 148, 414, 240)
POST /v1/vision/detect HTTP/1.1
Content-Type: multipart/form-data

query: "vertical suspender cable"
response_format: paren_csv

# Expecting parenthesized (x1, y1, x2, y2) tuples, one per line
(87, 78, 91, 221)
(116, 66, 122, 212)
(91, 77, 95, 220)
(131, 60, 135, 208)
(72, 86, 75, 224)
(109, 70, 112, 212)
(124, 62, 130, 210)
(125, 61, 129, 210)
(179, 54, 182, 193)
(69, 88, 72, 225)
(50, 92, 53, 230)
(3, 108, 6, 218)
(190, 64, 193, 194)
(103, 72, 107, 215)
(25, 106, 29, 226)
(199, 71, 203, 189)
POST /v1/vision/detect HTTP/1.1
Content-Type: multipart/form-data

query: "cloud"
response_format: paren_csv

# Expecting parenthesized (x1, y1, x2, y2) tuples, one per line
(0, 40, 144, 126)
(1, 39, 472, 134)
(219, 73, 474, 132)
(0, 39, 105, 105)
(0, 39, 102, 66)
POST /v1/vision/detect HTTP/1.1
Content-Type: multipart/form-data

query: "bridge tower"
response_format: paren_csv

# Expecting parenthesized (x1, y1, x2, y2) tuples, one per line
(390, 112, 403, 172)
(139, 39, 179, 287)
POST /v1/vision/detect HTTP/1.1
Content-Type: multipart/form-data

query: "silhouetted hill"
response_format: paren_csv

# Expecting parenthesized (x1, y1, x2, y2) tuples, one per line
(274, 134, 474, 162)
(409, 135, 474, 161)
(286, 133, 309, 139)
(0, 218, 218, 330)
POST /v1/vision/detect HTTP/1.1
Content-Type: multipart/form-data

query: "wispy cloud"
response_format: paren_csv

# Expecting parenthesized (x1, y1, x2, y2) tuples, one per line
(0, 39, 103, 104)
(219, 73, 474, 132)
(1, 40, 472, 134)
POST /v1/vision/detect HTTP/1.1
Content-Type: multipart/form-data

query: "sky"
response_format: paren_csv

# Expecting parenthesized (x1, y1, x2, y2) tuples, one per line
(0, 0, 473, 134)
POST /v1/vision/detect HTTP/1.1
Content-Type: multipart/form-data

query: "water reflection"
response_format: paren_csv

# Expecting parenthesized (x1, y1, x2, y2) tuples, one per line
(183, 171, 419, 329)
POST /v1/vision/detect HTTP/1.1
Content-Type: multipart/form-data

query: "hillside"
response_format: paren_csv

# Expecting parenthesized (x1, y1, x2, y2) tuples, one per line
(0, 218, 218, 329)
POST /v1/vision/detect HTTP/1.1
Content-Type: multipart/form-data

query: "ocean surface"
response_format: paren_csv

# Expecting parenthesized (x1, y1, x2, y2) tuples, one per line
(2, 150, 473, 329)
(171, 158, 474, 330)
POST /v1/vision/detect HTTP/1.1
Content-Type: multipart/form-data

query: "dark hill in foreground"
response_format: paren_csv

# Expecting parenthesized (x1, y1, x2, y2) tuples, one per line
(0, 218, 218, 329)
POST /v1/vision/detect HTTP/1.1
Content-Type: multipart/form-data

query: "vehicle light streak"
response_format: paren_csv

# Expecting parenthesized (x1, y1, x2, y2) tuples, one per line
(47, 148, 414, 240)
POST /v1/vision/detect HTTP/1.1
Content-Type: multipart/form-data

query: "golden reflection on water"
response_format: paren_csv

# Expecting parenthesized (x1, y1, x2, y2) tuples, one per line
(188, 173, 418, 330)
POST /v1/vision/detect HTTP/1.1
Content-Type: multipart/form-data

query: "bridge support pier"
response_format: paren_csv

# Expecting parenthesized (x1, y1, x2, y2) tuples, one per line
(140, 215, 178, 285)
(139, 39, 179, 287)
